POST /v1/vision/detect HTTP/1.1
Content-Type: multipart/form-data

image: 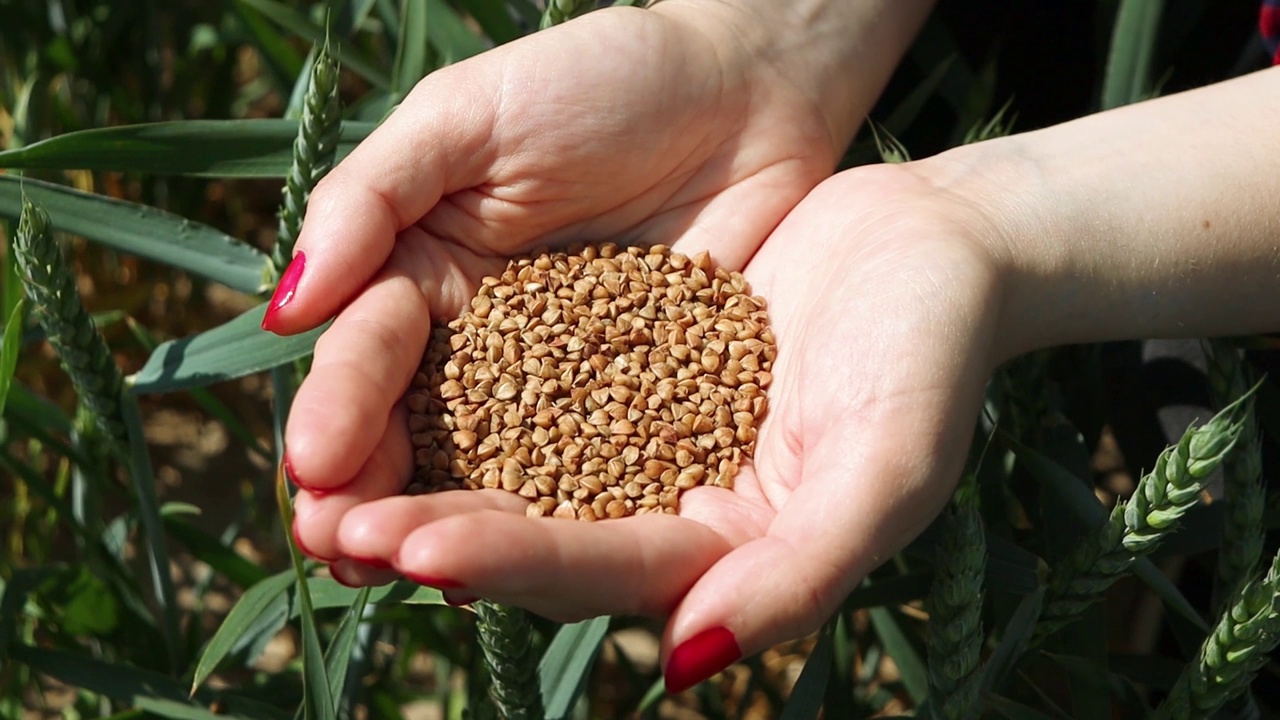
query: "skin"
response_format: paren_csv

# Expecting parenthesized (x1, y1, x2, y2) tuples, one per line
(275, 0, 1280, 683)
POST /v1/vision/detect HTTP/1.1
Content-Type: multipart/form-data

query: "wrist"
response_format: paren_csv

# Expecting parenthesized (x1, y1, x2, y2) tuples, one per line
(652, 0, 935, 161)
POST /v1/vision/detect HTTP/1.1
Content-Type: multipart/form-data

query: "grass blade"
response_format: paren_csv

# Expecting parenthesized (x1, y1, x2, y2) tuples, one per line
(276, 459, 337, 720)
(191, 568, 294, 693)
(128, 305, 330, 395)
(867, 605, 928, 705)
(324, 586, 372, 710)
(1101, 0, 1164, 109)
(426, 0, 489, 63)
(779, 626, 832, 720)
(0, 176, 270, 294)
(391, 0, 432, 106)
(978, 587, 1046, 695)
(236, 0, 392, 88)
(539, 616, 610, 719)
(9, 644, 288, 720)
(456, 0, 521, 44)
(0, 298, 23, 417)
(120, 394, 184, 672)
(0, 121, 374, 177)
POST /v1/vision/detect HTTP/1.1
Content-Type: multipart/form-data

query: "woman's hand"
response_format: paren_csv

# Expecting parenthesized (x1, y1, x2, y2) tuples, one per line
(318, 162, 1009, 691)
(281, 1, 931, 570)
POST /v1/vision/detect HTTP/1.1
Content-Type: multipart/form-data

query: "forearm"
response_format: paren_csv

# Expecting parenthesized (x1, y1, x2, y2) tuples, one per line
(653, 0, 936, 157)
(926, 66, 1280, 359)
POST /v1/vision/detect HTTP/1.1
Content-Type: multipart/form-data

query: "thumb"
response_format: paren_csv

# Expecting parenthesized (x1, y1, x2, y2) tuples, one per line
(261, 62, 499, 335)
(660, 402, 972, 694)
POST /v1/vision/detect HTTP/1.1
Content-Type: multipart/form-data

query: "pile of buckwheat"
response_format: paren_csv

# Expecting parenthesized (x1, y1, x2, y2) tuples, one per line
(405, 242, 775, 520)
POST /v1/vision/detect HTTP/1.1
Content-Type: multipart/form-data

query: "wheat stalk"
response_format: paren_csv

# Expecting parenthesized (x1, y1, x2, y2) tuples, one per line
(927, 477, 986, 720)
(1204, 340, 1264, 613)
(540, 0, 595, 29)
(1154, 549, 1280, 720)
(473, 600, 543, 720)
(271, 41, 342, 276)
(12, 196, 128, 452)
(1031, 394, 1251, 647)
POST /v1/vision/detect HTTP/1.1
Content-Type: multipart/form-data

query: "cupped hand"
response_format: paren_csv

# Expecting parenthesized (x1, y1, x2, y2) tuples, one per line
(282, 5, 849, 564)
(303, 160, 1013, 692)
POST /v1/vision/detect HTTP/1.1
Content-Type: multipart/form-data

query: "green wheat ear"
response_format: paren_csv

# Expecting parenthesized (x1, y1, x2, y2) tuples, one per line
(1205, 339, 1264, 612)
(927, 476, 986, 720)
(1031, 391, 1252, 647)
(1154, 548, 1280, 720)
(272, 39, 342, 276)
(541, 0, 596, 29)
(12, 195, 128, 452)
(473, 600, 544, 720)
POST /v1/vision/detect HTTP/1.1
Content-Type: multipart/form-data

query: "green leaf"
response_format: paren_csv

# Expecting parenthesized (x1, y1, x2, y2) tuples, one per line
(980, 587, 1045, 695)
(121, 395, 184, 672)
(456, 0, 522, 44)
(276, 456, 338, 720)
(0, 298, 24, 417)
(233, 0, 306, 91)
(779, 627, 832, 720)
(0, 176, 270, 294)
(41, 565, 121, 636)
(324, 587, 372, 709)
(304, 579, 444, 613)
(985, 693, 1062, 720)
(9, 644, 289, 720)
(0, 121, 375, 177)
(191, 568, 296, 694)
(867, 605, 928, 705)
(1101, 0, 1164, 109)
(164, 516, 271, 590)
(425, 0, 489, 65)
(128, 304, 330, 395)
(842, 571, 932, 610)
(540, 616, 610, 719)
(0, 568, 59, 667)
(236, 0, 392, 89)
(391, 0, 432, 106)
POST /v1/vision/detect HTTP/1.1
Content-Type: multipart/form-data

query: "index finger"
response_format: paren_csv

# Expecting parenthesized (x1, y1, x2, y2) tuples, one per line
(263, 64, 500, 336)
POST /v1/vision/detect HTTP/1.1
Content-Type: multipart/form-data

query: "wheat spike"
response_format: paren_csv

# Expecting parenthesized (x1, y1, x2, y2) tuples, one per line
(1154, 549, 1280, 720)
(1031, 394, 1251, 647)
(540, 0, 595, 29)
(272, 41, 342, 275)
(473, 600, 543, 720)
(927, 477, 986, 720)
(12, 196, 128, 452)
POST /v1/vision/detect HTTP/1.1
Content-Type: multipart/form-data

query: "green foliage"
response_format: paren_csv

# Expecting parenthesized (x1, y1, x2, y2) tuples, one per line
(1, 2, 1275, 719)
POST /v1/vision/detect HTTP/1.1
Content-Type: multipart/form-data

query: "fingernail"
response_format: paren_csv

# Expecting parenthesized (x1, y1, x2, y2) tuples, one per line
(329, 563, 362, 588)
(283, 453, 321, 494)
(664, 627, 740, 694)
(345, 554, 394, 570)
(291, 515, 338, 562)
(400, 570, 464, 590)
(443, 590, 478, 607)
(262, 252, 306, 333)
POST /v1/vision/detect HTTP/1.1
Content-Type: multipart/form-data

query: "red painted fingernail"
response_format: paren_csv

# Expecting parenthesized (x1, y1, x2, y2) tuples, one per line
(283, 453, 322, 494)
(443, 590, 478, 607)
(345, 554, 394, 570)
(329, 564, 362, 588)
(664, 627, 740, 694)
(292, 514, 338, 562)
(262, 252, 306, 333)
(400, 570, 463, 590)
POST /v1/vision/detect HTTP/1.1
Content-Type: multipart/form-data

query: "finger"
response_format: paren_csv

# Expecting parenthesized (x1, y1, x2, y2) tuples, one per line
(283, 229, 503, 492)
(329, 558, 399, 588)
(336, 490, 530, 567)
(282, 251, 431, 491)
(389, 509, 740, 623)
(263, 64, 500, 335)
(292, 405, 413, 562)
